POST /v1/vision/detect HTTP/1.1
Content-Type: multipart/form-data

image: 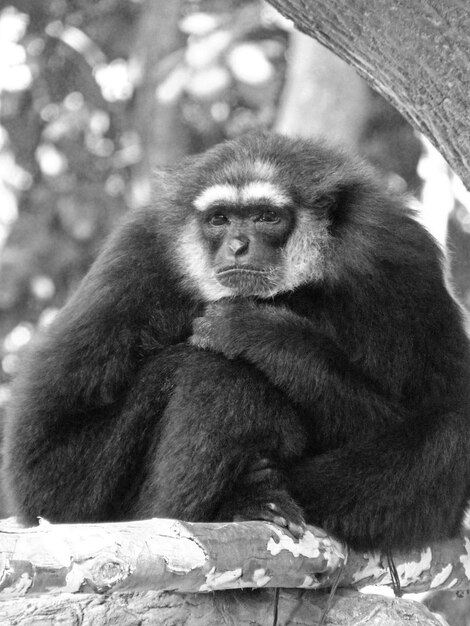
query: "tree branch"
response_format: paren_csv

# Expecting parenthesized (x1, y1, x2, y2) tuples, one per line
(0, 518, 469, 597)
(267, 0, 470, 188)
(1, 517, 464, 624)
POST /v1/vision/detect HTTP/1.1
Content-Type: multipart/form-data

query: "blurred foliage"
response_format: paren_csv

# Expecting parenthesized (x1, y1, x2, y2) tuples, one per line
(0, 0, 290, 400)
(173, 2, 288, 142)
(1, 0, 470, 408)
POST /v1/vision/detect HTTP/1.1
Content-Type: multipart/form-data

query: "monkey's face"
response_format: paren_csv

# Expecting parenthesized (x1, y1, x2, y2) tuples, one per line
(200, 203, 294, 297)
(184, 177, 311, 299)
(177, 176, 329, 301)
(173, 132, 354, 301)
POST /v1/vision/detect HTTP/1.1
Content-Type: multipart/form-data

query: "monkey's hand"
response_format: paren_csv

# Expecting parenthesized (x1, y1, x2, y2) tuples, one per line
(189, 300, 261, 358)
(216, 457, 306, 539)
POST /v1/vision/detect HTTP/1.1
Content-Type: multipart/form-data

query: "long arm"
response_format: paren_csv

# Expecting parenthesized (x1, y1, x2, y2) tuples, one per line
(12, 211, 196, 415)
(3, 209, 197, 523)
(191, 299, 408, 437)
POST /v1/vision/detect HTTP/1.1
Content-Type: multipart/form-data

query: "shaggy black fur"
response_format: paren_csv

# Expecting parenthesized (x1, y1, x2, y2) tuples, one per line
(4, 133, 470, 552)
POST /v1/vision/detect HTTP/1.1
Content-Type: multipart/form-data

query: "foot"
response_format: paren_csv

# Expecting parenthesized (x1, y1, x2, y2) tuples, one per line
(232, 488, 306, 539)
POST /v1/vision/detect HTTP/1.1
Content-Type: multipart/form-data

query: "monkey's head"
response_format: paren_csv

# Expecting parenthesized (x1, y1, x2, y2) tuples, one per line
(165, 132, 407, 301)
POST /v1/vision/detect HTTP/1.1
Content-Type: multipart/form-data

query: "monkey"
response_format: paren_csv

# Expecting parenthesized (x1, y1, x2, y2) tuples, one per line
(4, 131, 470, 554)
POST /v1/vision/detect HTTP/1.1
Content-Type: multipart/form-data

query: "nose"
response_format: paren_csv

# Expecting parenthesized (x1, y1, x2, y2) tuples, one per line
(228, 237, 249, 256)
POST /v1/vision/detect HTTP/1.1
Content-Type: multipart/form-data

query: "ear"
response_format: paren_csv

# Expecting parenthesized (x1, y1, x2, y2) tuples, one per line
(332, 179, 363, 211)
(325, 177, 371, 233)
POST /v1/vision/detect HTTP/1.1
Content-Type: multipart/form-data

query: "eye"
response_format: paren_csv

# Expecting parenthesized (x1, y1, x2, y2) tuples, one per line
(208, 213, 229, 226)
(256, 210, 280, 224)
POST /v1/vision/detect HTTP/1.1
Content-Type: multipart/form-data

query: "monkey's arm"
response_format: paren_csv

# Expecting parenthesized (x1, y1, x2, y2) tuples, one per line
(191, 289, 470, 426)
(28, 213, 195, 409)
(3, 211, 196, 523)
(191, 300, 401, 420)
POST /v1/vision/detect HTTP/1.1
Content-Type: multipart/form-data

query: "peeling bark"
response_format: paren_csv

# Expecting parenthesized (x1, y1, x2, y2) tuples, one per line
(0, 518, 469, 598)
(0, 518, 344, 596)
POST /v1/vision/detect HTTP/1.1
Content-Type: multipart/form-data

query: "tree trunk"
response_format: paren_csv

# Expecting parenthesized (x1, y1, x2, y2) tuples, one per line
(275, 31, 372, 150)
(267, 0, 470, 189)
(131, 0, 192, 205)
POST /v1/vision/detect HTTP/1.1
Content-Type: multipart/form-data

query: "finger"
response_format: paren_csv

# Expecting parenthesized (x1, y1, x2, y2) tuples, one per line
(189, 334, 209, 350)
(271, 514, 288, 528)
(233, 509, 287, 528)
(287, 520, 306, 539)
(267, 502, 306, 539)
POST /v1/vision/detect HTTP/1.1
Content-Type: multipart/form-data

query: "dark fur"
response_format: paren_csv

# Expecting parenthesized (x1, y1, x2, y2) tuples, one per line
(4, 133, 470, 552)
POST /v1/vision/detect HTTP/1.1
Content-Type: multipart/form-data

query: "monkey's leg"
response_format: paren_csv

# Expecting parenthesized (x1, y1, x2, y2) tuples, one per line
(130, 349, 307, 530)
(4, 343, 189, 525)
(288, 408, 470, 552)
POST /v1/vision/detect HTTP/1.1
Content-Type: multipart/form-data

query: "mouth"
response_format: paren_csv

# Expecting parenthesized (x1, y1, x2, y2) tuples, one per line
(215, 265, 275, 296)
(216, 265, 270, 277)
